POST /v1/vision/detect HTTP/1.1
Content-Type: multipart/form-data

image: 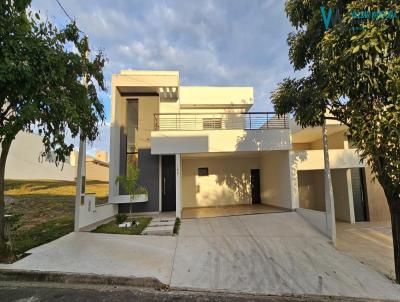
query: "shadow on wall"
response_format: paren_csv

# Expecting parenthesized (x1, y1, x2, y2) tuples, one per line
(213, 114, 292, 206)
(214, 173, 252, 205)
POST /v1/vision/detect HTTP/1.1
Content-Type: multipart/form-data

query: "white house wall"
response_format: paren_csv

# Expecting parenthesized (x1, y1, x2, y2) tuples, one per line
(260, 151, 294, 209)
(293, 149, 363, 171)
(181, 156, 259, 208)
(151, 129, 291, 154)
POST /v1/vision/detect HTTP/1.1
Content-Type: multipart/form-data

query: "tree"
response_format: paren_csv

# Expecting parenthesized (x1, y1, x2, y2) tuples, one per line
(271, 0, 400, 281)
(0, 0, 106, 259)
(116, 163, 148, 216)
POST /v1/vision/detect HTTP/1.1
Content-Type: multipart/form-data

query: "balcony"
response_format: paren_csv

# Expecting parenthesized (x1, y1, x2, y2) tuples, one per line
(151, 112, 291, 154)
(153, 112, 288, 131)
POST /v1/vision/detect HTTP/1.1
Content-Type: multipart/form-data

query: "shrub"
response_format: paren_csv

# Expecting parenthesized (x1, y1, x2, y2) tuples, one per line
(116, 214, 127, 224)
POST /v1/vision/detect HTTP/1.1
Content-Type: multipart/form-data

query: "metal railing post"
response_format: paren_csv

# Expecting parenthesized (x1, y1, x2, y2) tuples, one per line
(249, 113, 252, 130)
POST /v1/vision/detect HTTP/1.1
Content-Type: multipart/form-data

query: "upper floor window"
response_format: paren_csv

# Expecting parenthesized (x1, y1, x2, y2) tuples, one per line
(202, 118, 222, 129)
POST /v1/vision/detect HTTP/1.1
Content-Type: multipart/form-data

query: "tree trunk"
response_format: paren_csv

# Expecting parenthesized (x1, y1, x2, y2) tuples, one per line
(0, 140, 11, 258)
(388, 196, 400, 282)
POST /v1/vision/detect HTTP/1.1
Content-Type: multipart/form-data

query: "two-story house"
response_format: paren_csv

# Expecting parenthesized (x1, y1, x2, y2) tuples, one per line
(108, 70, 389, 228)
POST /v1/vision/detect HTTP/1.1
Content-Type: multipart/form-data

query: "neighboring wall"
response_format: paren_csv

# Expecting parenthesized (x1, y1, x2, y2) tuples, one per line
(3, 132, 75, 181)
(297, 169, 354, 223)
(86, 161, 109, 182)
(310, 130, 347, 149)
(181, 156, 259, 208)
(331, 169, 354, 222)
(365, 166, 390, 221)
(260, 151, 293, 209)
(298, 170, 325, 211)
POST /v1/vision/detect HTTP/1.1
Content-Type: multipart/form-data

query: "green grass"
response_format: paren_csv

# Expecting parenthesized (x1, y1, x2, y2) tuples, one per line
(92, 217, 152, 235)
(4, 179, 108, 258)
(11, 217, 74, 256)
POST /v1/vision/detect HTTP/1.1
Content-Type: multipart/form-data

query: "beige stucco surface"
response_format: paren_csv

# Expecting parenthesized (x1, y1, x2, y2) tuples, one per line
(181, 156, 259, 208)
(364, 166, 390, 222)
(293, 149, 363, 171)
(260, 151, 293, 209)
(151, 129, 291, 154)
(179, 86, 253, 109)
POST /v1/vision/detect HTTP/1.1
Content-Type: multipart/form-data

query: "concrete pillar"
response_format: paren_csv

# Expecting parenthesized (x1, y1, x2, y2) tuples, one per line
(74, 139, 86, 232)
(175, 154, 182, 218)
(289, 151, 300, 209)
(322, 120, 336, 245)
(109, 85, 122, 198)
(346, 168, 356, 224)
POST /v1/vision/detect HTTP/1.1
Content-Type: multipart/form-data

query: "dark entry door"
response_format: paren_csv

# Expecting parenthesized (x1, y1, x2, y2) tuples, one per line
(351, 168, 368, 222)
(251, 169, 261, 204)
(162, 155, 176, 212)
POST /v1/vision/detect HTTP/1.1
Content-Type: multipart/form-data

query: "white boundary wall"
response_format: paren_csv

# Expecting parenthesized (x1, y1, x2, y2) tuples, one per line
(78, 194, 117, 231)
(296, 208, 330, 238)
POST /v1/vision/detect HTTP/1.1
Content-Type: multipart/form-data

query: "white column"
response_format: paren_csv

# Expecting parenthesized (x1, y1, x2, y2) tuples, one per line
(322, 120, 336, 244)
(346, 169, 356, 223)
(288, 151, 300, 209)
(74, 139, 86, 232)
(109, 85, 121, 198)
(175, 154, 181, 218)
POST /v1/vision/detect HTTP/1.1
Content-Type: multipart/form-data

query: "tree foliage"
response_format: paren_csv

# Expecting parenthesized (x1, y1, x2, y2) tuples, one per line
(0, 0, 106, 258)
(0, 0, 106, 161)
(116, 164, 148, 199)
(272, 0, 400, 280)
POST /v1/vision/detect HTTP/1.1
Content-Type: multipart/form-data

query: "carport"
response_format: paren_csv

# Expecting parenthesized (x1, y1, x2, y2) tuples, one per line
(179, 150, 295, 218)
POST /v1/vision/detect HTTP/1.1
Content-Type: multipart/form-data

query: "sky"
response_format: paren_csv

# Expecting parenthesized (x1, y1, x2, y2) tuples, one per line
(32, 0, 301, 155)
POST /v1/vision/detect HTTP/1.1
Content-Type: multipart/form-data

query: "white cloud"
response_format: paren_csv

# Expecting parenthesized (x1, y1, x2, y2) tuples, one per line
(32, 0, 301, 152)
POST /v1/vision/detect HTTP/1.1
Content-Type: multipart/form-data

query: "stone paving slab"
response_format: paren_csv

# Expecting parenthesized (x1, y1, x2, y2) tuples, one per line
(148, 220, 175, 227)
(142, 225, 174, 236)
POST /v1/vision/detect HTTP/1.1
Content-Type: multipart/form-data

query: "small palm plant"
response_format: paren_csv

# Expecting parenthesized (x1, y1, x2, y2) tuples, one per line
(116, 163, 148, 216)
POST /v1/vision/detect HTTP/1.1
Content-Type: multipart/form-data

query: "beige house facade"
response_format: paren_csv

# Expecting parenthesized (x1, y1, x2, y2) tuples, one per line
(109, 70, 389, 225)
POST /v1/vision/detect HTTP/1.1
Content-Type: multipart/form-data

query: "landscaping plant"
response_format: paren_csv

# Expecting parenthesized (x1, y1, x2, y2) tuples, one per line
(116, 163, 148, 216)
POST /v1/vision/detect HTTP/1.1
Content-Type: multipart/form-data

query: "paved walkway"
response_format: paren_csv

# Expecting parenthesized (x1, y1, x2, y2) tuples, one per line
(1, 232, 176, 284)
(337, 221, 394, 279)
(1, 212, 399, 300)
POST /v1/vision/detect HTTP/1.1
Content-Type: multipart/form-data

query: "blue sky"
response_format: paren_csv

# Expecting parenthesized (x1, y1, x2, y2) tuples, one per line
(32, 0, 300, 154)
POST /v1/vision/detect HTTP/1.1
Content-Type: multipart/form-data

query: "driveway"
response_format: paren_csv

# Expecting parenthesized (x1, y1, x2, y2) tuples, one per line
(0, 232, 176, 284)
(337, 221, 394, 279)
(1, 212, 399, 300)
(171, 212, 400, 300)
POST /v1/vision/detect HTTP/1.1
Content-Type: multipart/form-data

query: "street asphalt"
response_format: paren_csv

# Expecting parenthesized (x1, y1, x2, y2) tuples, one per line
(0, 281, 387, 302)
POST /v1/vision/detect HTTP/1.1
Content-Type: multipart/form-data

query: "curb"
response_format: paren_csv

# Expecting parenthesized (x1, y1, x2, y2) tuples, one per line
(0, 269, 165, 289)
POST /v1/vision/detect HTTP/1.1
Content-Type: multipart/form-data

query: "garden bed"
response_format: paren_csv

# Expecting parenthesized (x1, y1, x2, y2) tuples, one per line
(92, 217, 152, 235)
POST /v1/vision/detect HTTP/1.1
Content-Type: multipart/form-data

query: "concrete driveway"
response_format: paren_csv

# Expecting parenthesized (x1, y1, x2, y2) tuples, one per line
(337, 221, 395, 279)
(1, 212, 399, 300)
(171, 212, 400, 300)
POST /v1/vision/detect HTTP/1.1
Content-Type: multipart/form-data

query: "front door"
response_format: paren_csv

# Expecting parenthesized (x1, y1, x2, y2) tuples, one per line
(251, 169, 261, 204)
(162, 155, 176, 212)
(351, 168, 369, 222)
